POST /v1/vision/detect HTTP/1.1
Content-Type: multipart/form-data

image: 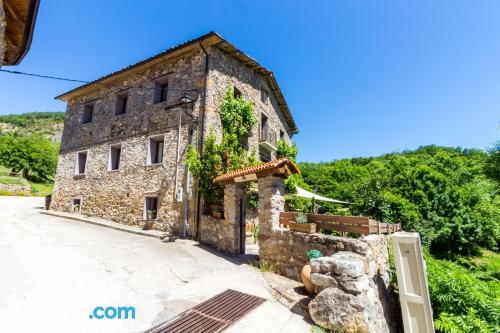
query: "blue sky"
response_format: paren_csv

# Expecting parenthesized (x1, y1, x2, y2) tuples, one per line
(1, 0, 499, 162)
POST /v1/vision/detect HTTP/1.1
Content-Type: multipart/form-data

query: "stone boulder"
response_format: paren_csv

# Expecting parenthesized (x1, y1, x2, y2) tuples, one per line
(308, 251, 395, 333)
(309, 288, 368, 333)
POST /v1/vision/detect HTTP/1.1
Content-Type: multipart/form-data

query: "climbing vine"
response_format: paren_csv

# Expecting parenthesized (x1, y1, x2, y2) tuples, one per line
(187, 86, 257, 208)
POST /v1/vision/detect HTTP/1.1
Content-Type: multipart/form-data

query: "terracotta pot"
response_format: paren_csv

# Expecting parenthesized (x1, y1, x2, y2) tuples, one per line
(143, 220, 154, 230)
(301, 263, 315, 295)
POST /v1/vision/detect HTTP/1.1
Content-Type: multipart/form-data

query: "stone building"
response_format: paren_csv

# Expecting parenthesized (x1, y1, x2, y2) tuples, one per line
(51, 32, 298, 237)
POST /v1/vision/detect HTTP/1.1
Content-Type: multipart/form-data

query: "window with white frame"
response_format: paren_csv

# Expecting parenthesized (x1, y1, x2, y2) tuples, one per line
(108, 144, 122, 171)
(147, 135, 164, 165)
(75, 151, 87, 175)
(144, 196, 158, 220)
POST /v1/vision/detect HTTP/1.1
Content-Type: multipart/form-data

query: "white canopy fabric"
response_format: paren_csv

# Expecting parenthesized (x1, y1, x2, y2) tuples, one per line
(295, 186, 349, 204)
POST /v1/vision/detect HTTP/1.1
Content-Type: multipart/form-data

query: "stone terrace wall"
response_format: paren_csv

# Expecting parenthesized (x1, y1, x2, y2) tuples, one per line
(259, 228, 389, 281)
(259, 228, 400, 332)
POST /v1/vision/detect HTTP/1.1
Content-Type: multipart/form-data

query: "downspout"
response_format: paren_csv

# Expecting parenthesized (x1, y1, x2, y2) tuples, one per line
(195, 41, 210, 240)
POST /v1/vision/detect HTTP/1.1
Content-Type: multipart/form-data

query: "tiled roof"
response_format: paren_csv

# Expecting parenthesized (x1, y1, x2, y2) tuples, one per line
(55, 31, 298, 134)
(213, 158, 300, 184)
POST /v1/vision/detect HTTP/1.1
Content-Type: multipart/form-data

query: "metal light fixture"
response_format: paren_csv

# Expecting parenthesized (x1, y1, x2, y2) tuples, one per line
(179, 93, 194, 104)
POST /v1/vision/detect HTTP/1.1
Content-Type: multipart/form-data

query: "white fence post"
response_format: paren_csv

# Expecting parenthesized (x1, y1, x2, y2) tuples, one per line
(392, 232, 435, 333)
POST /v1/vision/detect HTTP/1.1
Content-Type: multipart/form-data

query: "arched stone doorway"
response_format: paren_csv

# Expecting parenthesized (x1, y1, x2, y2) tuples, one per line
(211, 158, 300, 255)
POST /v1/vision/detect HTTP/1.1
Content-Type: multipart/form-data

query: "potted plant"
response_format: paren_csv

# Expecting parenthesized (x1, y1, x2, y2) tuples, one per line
(147, 209, 157, 220)
(212, 206, 223, 219)
(301, 249, 323, 295)
(288, 212, 317, 234)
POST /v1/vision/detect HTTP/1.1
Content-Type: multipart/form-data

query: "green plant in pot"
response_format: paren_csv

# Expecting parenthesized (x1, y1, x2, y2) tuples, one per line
(301, 249, 323, 295)
(289, 212, 317, 234)
(147, 209, 157, 220)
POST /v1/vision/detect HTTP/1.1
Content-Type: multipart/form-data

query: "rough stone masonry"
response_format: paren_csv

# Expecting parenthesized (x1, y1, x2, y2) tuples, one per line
(50, 32, 296, 235)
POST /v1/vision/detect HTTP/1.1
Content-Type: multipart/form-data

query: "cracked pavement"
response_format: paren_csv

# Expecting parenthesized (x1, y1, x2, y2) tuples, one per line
(0, 196, 310, 333)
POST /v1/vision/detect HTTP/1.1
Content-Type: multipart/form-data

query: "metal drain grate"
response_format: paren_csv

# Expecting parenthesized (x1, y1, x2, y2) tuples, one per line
(146, 289, 266, 333)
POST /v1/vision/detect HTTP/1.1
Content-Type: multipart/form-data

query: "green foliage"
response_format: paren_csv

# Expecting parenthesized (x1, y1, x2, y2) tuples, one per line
(247, 183, 258, 209)
(295, 212, 308, 224)
(426, 252, 500, 333)
(484, 141, 500, 184)
(186, 87, 257, 205)
(219, 88, 256, 139)
(0, 112, 65, 127)
(0, 132, 59, 182)
(298, 145, 499, 257)
(276, 139, 298, 161)
(0, 112, 65, 138)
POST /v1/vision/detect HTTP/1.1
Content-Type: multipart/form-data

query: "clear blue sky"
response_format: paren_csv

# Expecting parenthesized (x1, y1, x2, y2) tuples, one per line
(1, 0, 499, 162)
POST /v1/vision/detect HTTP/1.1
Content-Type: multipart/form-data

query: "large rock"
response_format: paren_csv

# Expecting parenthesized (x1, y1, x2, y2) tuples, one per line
(309, 288, 368, 333)
(331, 252, 367, 278)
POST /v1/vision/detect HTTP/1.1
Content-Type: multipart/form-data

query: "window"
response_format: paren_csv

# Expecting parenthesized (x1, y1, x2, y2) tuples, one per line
(238, 135, 249, 151)
(115, 92, 128, 115)
(144, 196, 158, 220)
(280, 130, 285, 140)
(82, 104, 94, 124)
(147, 135, 164, 165)
(260, 113, 269, 139)
(75, 151, 87, 175)
(259, 148, 272, 162)
(233, 86, 242, 99)
(108, 144, 122, 171)
(261, 87, 269, 105)
(153, 78, 169, 104)
(73, 198, 81, 212)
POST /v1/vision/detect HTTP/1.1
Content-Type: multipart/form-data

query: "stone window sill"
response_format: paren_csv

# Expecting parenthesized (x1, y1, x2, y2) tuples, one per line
(74, 174, 86, 179)
(108, 169, 120, 173)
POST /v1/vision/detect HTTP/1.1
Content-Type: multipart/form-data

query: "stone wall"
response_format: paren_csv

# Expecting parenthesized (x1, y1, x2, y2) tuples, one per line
(0, 183, 31, 194)
(51, 127, 191, 233)
(259, 229, 390, 281)
(205, 47, 293, 159)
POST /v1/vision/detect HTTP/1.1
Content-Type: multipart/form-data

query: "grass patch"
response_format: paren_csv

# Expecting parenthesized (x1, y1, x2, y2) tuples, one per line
(28, 182, 53, 197)
(0, 164, 53, 197)
(0, 175, 28, 185)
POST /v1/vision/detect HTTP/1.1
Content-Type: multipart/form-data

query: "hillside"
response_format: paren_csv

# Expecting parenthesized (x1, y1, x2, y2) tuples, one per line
(0, 112, 63, 196)
(0, 112, 65, 142)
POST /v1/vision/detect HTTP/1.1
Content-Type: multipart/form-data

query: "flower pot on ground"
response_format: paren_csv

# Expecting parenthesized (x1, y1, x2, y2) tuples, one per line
(143, 220, 154, 230)
(301, 264, 314, 295)
(301, 249, 323, 295)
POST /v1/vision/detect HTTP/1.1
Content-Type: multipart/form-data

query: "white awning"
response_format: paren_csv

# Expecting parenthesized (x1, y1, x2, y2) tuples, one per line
(295, 186, 349, 204)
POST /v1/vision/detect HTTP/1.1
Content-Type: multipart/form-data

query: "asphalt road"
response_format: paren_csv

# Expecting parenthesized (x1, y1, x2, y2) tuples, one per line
(0, 196, 310, 333)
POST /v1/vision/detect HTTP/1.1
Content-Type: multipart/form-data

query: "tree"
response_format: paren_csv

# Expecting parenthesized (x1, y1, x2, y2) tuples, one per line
(0, 132, 59, 181)
(484, 140, 500, 184)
